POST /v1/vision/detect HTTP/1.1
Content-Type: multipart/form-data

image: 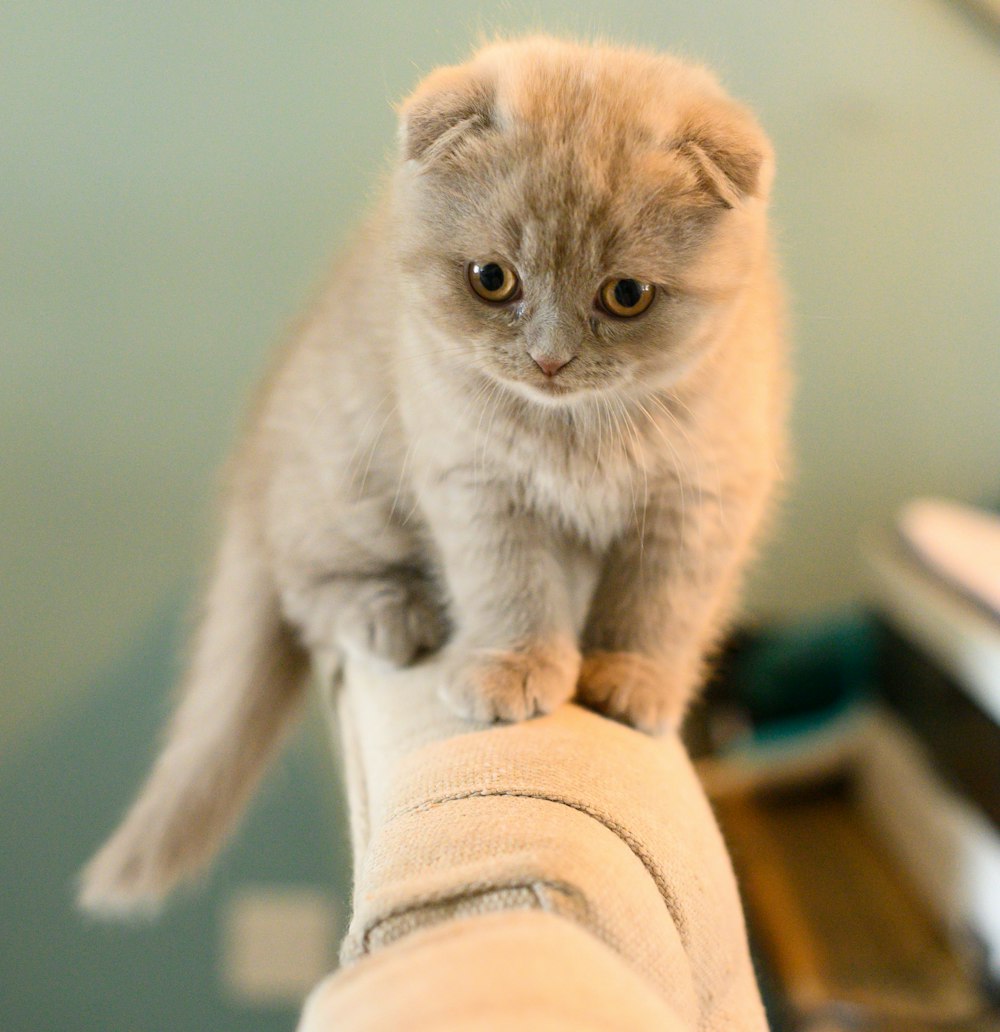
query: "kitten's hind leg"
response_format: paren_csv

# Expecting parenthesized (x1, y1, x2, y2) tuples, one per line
(281, 569, 449, 668)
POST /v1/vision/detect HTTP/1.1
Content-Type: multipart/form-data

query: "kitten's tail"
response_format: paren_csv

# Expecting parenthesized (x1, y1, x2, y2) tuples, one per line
(78, 501, 309, 917)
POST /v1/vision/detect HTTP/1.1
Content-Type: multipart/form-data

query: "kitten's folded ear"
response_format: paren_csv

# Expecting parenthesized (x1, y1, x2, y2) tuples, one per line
(397, 64, 497, 165)
(675, 101, 774, 208)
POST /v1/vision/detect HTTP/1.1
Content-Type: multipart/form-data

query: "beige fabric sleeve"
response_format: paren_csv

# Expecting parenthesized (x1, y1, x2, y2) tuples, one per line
(299, 655, 768, 1031)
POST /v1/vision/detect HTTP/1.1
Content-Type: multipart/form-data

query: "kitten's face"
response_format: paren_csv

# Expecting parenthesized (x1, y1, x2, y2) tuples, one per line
(394, 40, 771, 407)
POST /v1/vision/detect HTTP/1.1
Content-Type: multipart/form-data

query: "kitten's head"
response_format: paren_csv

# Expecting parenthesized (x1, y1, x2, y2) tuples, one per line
(392, 37, 773, 406)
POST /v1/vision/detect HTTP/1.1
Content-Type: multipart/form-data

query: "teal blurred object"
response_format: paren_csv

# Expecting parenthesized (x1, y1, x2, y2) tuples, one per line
(693, 612, 878, 794)
(729, 611, 877, 727)
(0, 599, 351, 1032)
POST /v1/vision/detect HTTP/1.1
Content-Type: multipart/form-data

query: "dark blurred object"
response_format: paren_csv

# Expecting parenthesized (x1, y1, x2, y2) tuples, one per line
(948, 0, 1000, 46)
(875, 619, 1000, 829)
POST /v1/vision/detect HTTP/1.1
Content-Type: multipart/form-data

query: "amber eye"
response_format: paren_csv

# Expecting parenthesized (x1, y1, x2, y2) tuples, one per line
(598, 278, 655, 318)
(468, 261, 520, 303)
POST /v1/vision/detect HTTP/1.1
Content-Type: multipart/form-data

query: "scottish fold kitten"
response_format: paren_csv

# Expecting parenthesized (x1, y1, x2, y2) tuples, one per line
(81, 37, 788, 913)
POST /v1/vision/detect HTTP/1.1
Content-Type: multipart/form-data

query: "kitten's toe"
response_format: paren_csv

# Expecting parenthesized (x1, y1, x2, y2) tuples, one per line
(442, 637, 580, 723)
(577, 651, 690, 734)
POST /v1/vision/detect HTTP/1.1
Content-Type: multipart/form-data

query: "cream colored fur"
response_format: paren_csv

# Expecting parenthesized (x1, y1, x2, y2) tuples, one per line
(79, 36, 789, 914)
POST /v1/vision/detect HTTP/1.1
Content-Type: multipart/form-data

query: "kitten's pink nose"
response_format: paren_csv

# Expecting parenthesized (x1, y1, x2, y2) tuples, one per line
(532, 354, 570, 377)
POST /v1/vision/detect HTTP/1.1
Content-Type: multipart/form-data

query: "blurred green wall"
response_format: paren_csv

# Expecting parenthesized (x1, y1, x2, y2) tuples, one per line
(1, 2, 998, 1025)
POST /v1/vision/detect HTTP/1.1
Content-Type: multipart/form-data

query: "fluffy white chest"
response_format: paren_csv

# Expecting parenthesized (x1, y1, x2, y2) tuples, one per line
(518, 444, 641, 550)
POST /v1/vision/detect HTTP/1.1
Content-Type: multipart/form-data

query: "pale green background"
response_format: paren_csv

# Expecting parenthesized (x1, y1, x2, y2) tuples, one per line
(1, 2, 998, 1027)
(4, 0, 999, 745)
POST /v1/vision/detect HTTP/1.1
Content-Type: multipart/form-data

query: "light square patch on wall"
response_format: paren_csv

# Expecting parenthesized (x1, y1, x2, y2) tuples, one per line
(221, 886, 339, 1005)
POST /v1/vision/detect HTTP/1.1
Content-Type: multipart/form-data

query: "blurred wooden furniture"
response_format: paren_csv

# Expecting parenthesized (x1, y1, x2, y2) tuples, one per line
(716, 780, 1000, 1032)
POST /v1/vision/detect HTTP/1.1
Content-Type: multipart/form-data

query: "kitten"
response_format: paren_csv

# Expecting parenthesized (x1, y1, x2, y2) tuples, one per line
(79, 36, 789, 914)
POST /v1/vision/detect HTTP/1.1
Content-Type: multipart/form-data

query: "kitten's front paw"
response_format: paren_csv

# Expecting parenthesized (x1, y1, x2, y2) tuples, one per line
(442, 637, 580, 723)
(577, 651, 691, 734)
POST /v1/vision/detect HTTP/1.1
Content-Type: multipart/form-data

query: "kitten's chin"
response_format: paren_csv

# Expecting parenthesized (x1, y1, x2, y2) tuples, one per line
(501, 375, 584, 407)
